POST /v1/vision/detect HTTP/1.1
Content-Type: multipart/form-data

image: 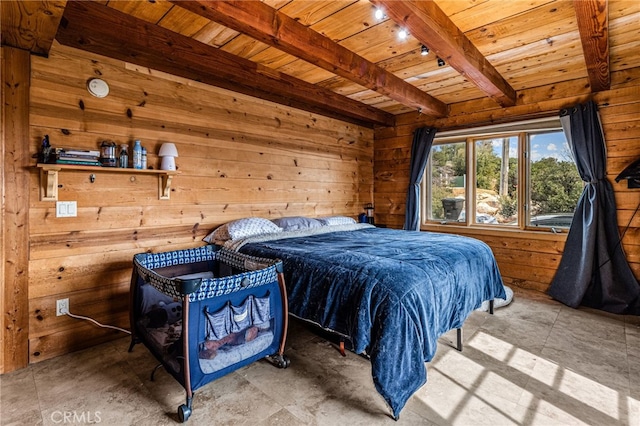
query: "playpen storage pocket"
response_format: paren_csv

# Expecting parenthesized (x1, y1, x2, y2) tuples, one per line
(198, 293, 275, 374)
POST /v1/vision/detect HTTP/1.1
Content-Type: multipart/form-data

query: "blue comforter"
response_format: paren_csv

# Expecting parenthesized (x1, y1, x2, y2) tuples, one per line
(235, 226, 505, 418)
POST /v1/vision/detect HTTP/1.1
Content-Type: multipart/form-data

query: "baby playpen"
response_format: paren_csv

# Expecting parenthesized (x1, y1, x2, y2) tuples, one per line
(129, 245, 289, 422)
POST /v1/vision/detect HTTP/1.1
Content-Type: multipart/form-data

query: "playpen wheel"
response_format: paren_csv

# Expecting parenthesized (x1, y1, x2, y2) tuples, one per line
(274, 354, 290, 369)
(178, 404, 191, 423)
(281, 355, 290, 369)
(266, 353, 290, 369)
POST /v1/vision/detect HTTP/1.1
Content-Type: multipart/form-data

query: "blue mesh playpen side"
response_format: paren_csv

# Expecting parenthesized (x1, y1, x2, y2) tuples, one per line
(129, 245, 289, 422)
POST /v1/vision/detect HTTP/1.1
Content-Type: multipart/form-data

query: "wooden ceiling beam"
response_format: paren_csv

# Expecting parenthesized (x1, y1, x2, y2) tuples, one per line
(371, 0, 517, 108)
(171, 0, 448, 118)
(55, 2, 394, 128)
(0, 0, 67, 57)
(573, 0, 610, 92)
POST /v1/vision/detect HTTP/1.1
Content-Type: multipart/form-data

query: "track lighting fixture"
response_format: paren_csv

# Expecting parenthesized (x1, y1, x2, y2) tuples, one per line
(437, 57, 446, 67)
(374, 8, 385, 20)
(421, 45, 430, 56)
(398, 29, 409, 40)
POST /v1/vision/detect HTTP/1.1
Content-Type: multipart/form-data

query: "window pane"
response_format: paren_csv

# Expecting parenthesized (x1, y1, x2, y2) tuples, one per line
(428, 142, 466, 221)
(529, 131, 582, 228)
(474, 136, 519, 225)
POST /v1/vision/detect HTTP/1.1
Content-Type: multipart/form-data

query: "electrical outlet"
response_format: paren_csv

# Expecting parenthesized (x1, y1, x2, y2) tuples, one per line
(56, 298, 69, 316)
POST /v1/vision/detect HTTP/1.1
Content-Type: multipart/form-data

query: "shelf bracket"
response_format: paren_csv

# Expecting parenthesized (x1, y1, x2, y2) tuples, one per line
(39, 167, 60, 201)
(159, 173, 174, 200)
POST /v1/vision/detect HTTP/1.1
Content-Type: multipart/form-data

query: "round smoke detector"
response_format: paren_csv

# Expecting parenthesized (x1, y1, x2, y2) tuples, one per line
(87, 78, 110, 98)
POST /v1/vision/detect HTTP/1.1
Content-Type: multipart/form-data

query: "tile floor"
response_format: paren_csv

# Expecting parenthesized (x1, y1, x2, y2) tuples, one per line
(1, 288, 639, 425)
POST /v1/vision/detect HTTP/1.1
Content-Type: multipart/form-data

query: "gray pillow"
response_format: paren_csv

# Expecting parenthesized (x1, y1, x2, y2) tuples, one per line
(271, 216, 323, 231)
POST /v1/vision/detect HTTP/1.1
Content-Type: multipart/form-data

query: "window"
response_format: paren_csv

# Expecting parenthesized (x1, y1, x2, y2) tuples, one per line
(422, 119, 583, 231)
(475, 136, 518, 226)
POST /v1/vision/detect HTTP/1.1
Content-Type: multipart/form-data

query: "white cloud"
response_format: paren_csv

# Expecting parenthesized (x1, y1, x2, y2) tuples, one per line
(547, 143, 558, 151)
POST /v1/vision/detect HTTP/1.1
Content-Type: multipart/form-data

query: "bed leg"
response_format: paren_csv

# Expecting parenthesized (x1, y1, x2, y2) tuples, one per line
(338, 340, 346, 357)
(489, 299, 495, 315)
(456, 328, 463, 352)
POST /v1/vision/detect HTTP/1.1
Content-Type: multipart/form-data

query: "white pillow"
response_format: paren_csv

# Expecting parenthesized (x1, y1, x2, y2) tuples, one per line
(203, 217, 282, 242)
(317, 216, 356, 226)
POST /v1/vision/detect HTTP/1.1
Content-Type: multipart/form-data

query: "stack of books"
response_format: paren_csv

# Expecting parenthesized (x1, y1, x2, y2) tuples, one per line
(55, 148, 101, 166)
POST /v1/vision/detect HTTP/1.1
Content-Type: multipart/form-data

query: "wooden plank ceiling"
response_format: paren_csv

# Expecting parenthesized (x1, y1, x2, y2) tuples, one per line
(2, 0, 638, 127)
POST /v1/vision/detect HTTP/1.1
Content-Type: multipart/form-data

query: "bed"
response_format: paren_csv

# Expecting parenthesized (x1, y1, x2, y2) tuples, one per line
(205, 217, 505, 419)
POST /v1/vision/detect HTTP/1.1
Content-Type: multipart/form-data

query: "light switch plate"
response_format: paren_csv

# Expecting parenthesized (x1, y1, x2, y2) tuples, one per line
(56, 201, 77, 218)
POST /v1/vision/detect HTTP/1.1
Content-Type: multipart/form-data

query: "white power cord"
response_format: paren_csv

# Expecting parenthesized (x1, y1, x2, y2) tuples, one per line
(65, 310, 131, 335)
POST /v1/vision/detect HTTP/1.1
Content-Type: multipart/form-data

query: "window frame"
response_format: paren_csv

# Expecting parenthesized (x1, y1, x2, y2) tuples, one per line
(421, 117, 576, 233)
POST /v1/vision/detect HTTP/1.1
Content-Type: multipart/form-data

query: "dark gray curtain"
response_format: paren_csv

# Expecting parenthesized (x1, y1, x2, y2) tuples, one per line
(404, 127, 437, 231)
(548, 100, 640, 314)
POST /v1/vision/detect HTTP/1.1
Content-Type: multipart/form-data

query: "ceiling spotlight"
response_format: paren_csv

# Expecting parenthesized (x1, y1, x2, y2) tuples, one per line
(421, 45, 430, 56)
(374, 8, 385, 20)
(437, 57, 446, 67)
(398, 29, 409, 40)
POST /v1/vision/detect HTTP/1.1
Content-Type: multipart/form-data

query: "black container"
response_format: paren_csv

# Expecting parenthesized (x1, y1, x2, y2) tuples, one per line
(100, 141, 117, 167)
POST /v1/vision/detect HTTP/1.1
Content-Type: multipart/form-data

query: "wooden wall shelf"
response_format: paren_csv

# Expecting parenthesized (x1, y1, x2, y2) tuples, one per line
(36, 163, 178, 201)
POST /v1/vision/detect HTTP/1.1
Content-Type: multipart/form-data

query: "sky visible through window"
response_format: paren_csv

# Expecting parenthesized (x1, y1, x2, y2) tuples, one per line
(488, 131, 571, 163)
(531, 132, 572, 162)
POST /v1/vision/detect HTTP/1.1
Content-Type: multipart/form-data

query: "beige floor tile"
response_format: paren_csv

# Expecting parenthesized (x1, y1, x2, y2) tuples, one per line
(409, 377, 523, 426)
(628, 333, 640, 399)
(556, 305, 627, 345)
(240, 336, 395, 423)
(256, 407, 312, 426)
(519, 357, 631, 425)
(178, 372, 283, 425)
(542, 326, 630, 393)
(628, 395, 640, 426)
(476, 314, 554, 355)
(33, 353, 142, 410)
(0, 368, 42, 425)
(626, 314, 640, 337)
(496, 289, 562, 328)
(1, 288, 636, 425)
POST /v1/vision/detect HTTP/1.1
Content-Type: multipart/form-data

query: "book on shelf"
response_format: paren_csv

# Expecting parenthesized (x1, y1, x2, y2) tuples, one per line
(55, 147, 101, 157)
(55, 158, 102, 167)
(57, 153, 100, 161)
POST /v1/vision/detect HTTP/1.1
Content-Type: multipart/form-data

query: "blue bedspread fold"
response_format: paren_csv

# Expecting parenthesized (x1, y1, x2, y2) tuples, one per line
(235, 227, 505, 418)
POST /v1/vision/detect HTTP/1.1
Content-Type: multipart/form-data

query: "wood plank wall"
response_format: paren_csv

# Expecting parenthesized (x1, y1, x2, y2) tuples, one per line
(24, 42, 373, 365)
(374, 68, 640, 293)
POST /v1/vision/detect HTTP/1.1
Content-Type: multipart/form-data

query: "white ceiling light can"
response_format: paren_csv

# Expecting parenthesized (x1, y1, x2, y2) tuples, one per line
(87, 78, 110, 98)
(398, 29, 409, 40)
(374, 8, 385, 20)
